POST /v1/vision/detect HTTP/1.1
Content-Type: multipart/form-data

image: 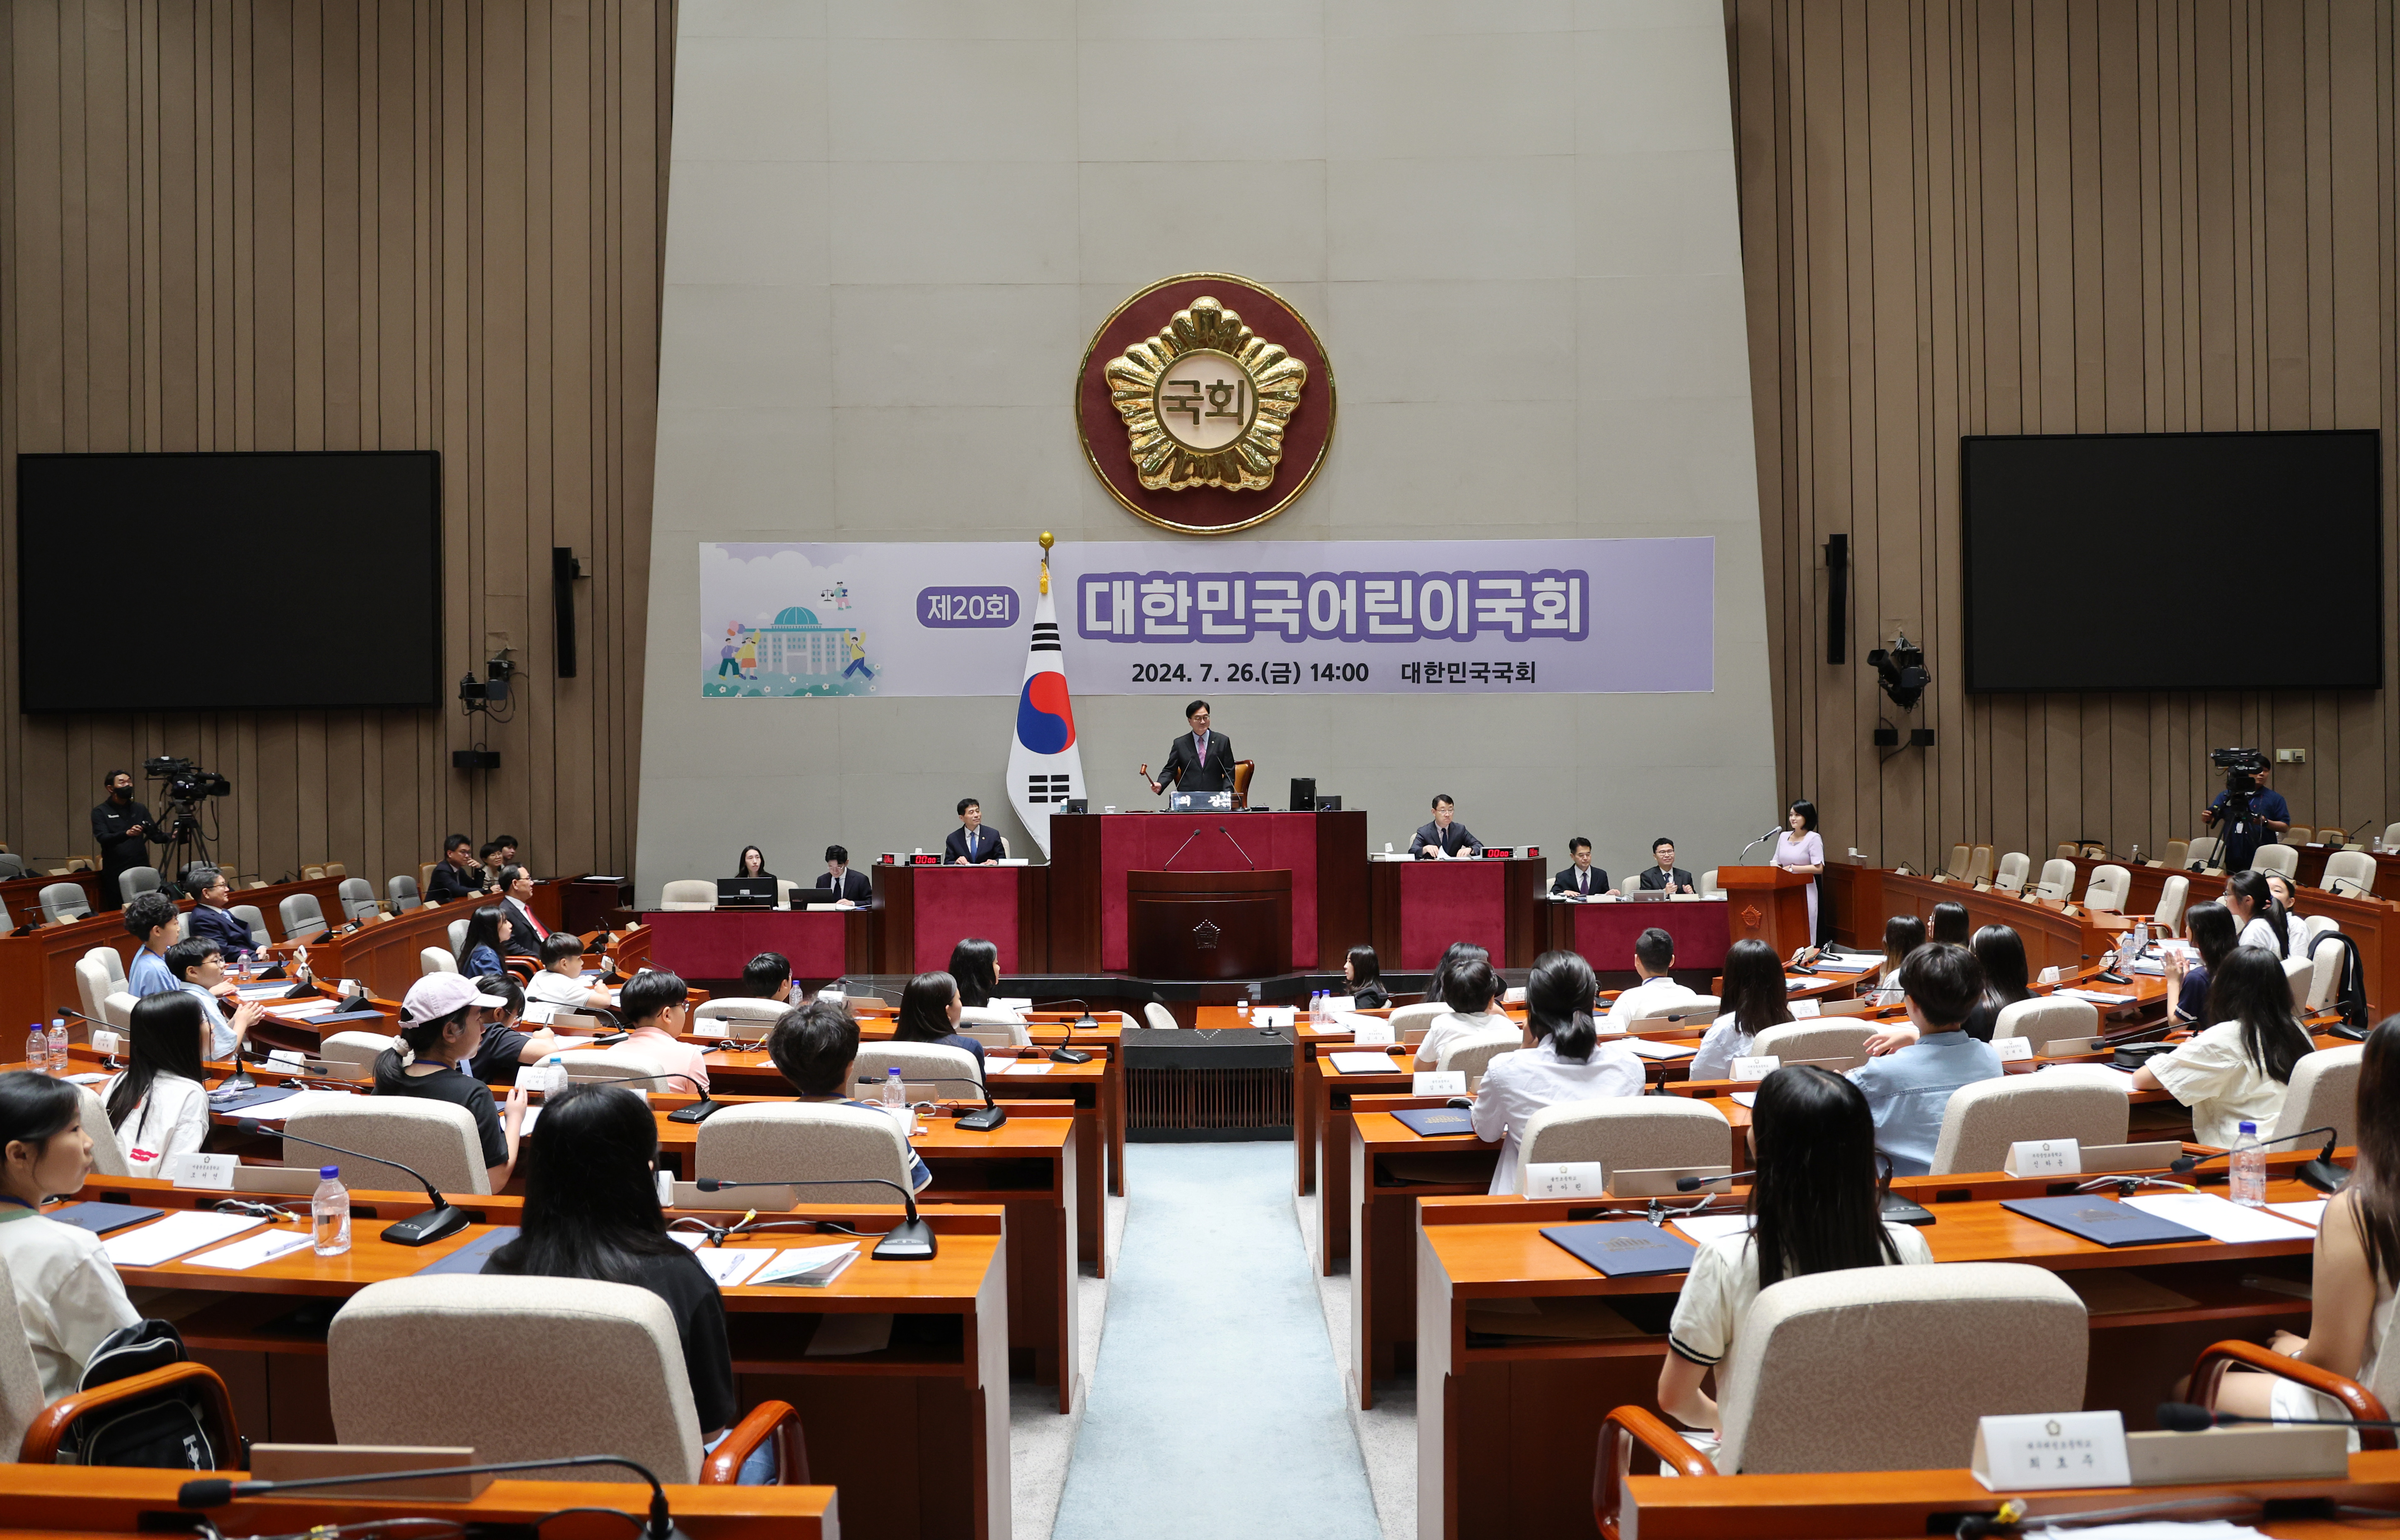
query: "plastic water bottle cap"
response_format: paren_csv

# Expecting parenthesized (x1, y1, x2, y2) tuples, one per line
(319, 1165, 340, 1179)
(547, 1056, 563, 1065)
(888, 1066, 902, 1077)
(2239, 1122, 2257, 1134)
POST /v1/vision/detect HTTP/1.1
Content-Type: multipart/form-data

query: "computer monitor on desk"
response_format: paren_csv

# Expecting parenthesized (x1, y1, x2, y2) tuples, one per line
(716, 877, 778, 909)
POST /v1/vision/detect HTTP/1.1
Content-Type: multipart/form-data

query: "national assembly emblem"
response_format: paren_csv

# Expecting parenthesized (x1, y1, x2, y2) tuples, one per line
(1076, 274, 1335, 535)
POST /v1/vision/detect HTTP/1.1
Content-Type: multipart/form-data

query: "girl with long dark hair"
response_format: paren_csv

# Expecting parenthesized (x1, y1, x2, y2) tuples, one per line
(102, 992, 212, 1172)
(1867, 923, 2034, 1054)
(375, 974, 527, 1189)
(1657, 1065, 1933, 1452)
(2225, 870, 2290, 958)
(1690, 939, 1793, 1080)
(894, 969, 986, 1072)
(2207, 1014, 2400, 1436)
(2135, 945, 2316, 1148)
(734, 846, 773, 881)
(2167, 902, 2241, 1025)
(1471, 951, 1640, 1194)
(946, 938, 1000, 1009)
(482, 1083, 759, 1475)
(456, 902, 515, 976)
(1345, 945, 1391, 1011)
(0, 1071, 140, 1399)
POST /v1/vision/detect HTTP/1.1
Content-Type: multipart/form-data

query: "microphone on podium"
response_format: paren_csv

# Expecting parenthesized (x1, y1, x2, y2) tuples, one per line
(1218, 826, 1257, 870)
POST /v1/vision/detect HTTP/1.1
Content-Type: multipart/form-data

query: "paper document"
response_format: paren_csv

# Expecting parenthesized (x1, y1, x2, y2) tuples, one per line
(189, 1228, 317, 1271)
(751, 1243, 861, 1288)
(1004, 1060, 1053, 1075)
(102, 1211, 264, 1267)
(1729, 1091, 1758, 1108)
(235, 984, 294, 1000)
(692, 1248, 775, 1288)
(1669, 1213, 1756, 1245)
(2122, 1193, 2316, 1245)
(241, 1088, 369, 1122)
(268, 998, 348, 1019)
(1328, 1052, 1404, 1075)
(2057, 989, 2136, 1005)
(2269, 1199, 2329, 1228)
(1625, 1040, 1697, 1060)
(1814, 957, 1875, 972)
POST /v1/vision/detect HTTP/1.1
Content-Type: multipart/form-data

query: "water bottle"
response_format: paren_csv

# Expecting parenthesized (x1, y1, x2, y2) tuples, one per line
(882, 1066, 906, 1110)
(2229, 1121, 2267, 1208)
(48, 1019, 69, 1073)
(24, 1025, 45, 1074)
(312, 1166, 352, 1255)
(527, 1055, 567, 1098)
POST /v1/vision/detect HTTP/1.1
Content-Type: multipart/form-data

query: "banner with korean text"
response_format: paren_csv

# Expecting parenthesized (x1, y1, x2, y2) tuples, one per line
(697, 538, 1712, 699)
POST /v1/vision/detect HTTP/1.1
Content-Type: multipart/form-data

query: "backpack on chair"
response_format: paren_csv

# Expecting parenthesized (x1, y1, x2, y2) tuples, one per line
(65, 1321, 228, 1470)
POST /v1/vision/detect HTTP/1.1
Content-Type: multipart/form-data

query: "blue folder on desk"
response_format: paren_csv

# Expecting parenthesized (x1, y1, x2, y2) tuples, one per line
(412, 1227, 520, 1276)
(1393, 1107, 1477, 1138)
(2001, 1195, 2210, 1247)
(208, 1084, 300, 1112)
(1541, 1221, 1698, 1278)
(50, 1202, 164, 1235)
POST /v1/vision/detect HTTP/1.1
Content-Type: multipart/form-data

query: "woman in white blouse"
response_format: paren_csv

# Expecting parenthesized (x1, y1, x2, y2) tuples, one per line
(0, 1071, 142, 1399)
(1470, 951, 1641, 1193)
(2223, 870, 2291, 959)
(101, 992, 214, 1174)
(1771, 800, 1827, 942)
(1689, 940, 1794, 1081)
(2133, 945, 2315, 1148)
(1412, 955, 1508, 1069)
(1658, 1064, 1934, 1456)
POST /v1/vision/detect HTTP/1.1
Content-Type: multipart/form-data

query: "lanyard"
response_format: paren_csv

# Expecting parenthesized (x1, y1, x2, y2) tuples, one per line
(0, 1194, 35, 1212)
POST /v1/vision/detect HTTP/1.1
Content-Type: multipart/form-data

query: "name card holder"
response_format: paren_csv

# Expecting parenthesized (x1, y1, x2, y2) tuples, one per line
(1788, 999, 1822, 1018)
(2123, 1425, 2350, 1485)
(1972, 1411, 2131, 1490)
(2077, 1141, 2186, 1175)
(2004, 1138, 2080, 1176)
(673, 1178, 796, 1211)
(249, 1446, 492, 1501)
(1412, 1071, 1466, 1096)
(164, 1152, 239, 1191)
(1524, 1161, 1605, 1199)
(1608, 1165, 1732, 1198)
(1351, 1020, 1396, 1048)
(1994, 1037, 2037, 1063)
(1729, 1055, 1780, 1082)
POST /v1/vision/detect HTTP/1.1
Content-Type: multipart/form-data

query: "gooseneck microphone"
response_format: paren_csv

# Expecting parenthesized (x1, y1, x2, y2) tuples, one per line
(562, 1070, 725, 1125)
(2169, 1125, 2347, 1193)
(892, 1073, 1008, 1132)
(694, 1175, 936, 1260)
(1161, 828, 1205, 869)
(236, 1117, 467, 1246)
(2156, 1401, 2400, 1434)
(1677, 1169, 1755, 1192)
(1218, 825, 1258, 870)
(180, 1454, 685, 1540)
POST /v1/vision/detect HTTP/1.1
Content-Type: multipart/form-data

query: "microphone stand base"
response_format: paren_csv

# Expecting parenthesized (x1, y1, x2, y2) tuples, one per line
(666, 1101, 725, 1124)
(956, 1105, 1007, 1132)
(871, 1217, 939, 1261)
(2298, 1158, 2352, 1194)
(382, 1204, 472, 1247)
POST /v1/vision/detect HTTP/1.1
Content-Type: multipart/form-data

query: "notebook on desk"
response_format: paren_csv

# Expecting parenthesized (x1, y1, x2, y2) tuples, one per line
(1540, 1221, 1699, 1277)
(2000, 1194, 2211, 1247)
(413, 1228, 520, 1276)
(1393, 1107, 1476, 1137)
(49, 1202, 165, 1235)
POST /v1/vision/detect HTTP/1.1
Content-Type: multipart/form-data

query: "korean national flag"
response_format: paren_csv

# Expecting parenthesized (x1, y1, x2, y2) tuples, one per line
(1007, 567, 1085, 856)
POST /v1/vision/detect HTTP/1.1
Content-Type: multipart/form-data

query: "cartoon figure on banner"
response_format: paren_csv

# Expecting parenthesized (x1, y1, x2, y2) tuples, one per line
(703, 602, 880, 698)
(820, 582, 852, 611)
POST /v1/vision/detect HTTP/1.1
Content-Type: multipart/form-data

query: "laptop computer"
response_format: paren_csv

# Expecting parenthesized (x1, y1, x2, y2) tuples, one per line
(716, 877, 778, 909)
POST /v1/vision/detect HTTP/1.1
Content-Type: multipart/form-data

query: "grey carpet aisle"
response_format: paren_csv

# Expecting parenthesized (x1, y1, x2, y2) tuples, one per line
(1049, 1143, 1380, 1540)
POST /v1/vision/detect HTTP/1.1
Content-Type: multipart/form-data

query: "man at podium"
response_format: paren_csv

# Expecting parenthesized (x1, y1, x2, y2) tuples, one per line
(1144, 700, 1235, 800)
(1551, 836, 1608, 897)
(1410, 795, 1485, 859)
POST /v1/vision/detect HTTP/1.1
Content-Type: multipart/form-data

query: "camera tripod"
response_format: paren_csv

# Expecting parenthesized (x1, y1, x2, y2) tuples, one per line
(155, 798, 217, 883)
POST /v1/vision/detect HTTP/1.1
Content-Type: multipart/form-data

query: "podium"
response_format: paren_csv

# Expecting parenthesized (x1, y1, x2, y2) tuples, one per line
(1715, 865, 1815, 955)
(1124, 868, 1293, 979)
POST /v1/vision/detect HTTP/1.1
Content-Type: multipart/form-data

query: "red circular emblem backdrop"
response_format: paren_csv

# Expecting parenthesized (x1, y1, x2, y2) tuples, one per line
(1074, 273, 1337, 535)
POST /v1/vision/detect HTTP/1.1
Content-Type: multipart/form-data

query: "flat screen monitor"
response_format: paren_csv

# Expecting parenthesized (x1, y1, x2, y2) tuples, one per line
(1961, 430, 2381, 691)
(17, 450, 442, 710)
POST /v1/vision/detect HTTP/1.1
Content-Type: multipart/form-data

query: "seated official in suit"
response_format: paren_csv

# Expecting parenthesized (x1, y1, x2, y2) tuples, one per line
(815, 845, 874, 905)
(1410, 793, 1484, 859)
(1603, 927, 1701, 1029)
(764, 998, 933, 1193)
(1471, 952, 1643, 1194)
(945, 798, 1004, 864)
(481, 1082, 773, 1484)
(374, 974, 527, 1191)
(1845, 942, 2002, 1176)
(1659, 1064, 1934, 1457)
(2134, 945, 2315, 1148)
(182, 866, 254, 958)
(497, 866, 549, 957)
(1144, 699, 1235, 800)
(0, 1072, 142, 1400)
(1635, 836, 1696, 892)
(426, 832, 491, 905)
(1552, 836, 1608, 897)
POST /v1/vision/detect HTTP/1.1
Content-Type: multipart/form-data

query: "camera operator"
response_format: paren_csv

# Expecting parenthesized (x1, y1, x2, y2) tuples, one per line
(2202, 758, 2290, 872)
(90, 770, 167, 911)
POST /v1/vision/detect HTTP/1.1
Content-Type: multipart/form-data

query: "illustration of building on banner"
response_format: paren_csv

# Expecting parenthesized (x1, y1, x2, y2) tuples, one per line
(1006, 544, 1085, 856)
(704, 604, 878, 698)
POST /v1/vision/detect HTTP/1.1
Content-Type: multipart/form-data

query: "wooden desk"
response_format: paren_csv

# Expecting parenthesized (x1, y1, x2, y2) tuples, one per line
(1414, 1179, 2324, 1540)
(1544, 896, 1732, 973)
(0, 867, 102, 928)
(0, 1465, 839, 1540)
(1619, 1451, 2400, 1539)
(89, 1199, 1008, 1540)
(1877, 872, 2109, 975)
(874, 862, 1048, 975)
(1046, 808, 1369, 971)
(643, 907, 876, 983)
(1370, 855, 1547, 970)
(0, 875, 351, 1026)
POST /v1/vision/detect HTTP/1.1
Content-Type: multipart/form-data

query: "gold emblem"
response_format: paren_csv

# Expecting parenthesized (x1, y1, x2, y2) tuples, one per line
(1103, 297, 1307, 493)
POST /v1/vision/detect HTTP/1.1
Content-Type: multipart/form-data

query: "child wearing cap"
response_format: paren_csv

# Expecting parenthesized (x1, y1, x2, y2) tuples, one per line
(375, 974, 529, 1191)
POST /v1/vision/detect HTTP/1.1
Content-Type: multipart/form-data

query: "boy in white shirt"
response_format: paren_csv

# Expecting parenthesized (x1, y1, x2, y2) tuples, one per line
(1602, 928, 1701, 1031)
(525, 932, 615, 1012)
(0, 1072, 142, 1399)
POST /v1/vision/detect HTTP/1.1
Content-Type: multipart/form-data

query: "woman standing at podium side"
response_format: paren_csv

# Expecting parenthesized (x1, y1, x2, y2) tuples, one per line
(1771, 800, 1826, 944)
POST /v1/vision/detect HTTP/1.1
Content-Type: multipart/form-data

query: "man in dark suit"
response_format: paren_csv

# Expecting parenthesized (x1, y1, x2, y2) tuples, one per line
(1410, 794, 1485, 859)
(1635, 836, 1697, 893)
(1551, 836, 1609, 897)
(92, 769, 168, 911)
(815, 844, 874, 904)
(426, 833, 490, 904)
(944, 798, 1004, 864)
(497, 866, 549, 957)
(1145, 700, 1235, 800)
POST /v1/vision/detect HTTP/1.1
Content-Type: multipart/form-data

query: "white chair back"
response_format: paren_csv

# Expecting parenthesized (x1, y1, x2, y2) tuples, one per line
(77, 1082, 133, 1178)
(658, 880, 717, 911)
(1991, 996, 2101, 1053)
(1514, 1100, 1730, 1193)
(2153, 874, 2190, 935)
(1627, 993, 1720, 1024)
(2272, 1044, 2361, 1146)
(1750, 1021, 1874, 1067)
(75, 954, 117, 1024)
(692, 997, 788, 1041)
(2033, 858, 2076, 899)
(1436, 1025, 1525, 1079)
(387, 874, 422, 912)
(279, 893, 328, 942)
(337, 877, 379, 920)
(421, 947, 460, 976)
(2324, 849, 2378, 897)
(0, 1250, 51, 1460)
(319, 1031, 399, 1074)
(330, 1276, 704, 1482)
(117, 866, 162, 905)
(447, 917, 470, 953)
(855, 1041, 983, 1091)
(286, 1099, 492, 1193)
(1714, 1264, 2087, 1474)
(2083, 864, 2130, 912)
(1992, 853, 2029, 892)
(693, 1102, 916, 1204)
(1387, 1001, 1447, 1035)
(1967, 845, 1994, 883)
(1698, 868, 1720, 897)
(2306, 934, 2348, 1012)
(560, 1051, 669, 1087)
(2283, 953, 2315, 1010)
(1142, 1002, 1178, 1031)
(230, 904, 270, 945)
(2250, 844, 2299, 879)
(102, 989, 139, 1031)
(39, 882, 91, 923)
(1928, 1078, 2130, 1174)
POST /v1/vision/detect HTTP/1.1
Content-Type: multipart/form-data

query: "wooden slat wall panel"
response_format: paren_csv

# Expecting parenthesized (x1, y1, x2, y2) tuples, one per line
(1730, 0, 2400, 872)
(0, 0, 670, 887)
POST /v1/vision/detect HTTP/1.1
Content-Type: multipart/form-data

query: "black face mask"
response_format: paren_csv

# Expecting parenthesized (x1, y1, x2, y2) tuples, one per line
(110, 787, 131, 801)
